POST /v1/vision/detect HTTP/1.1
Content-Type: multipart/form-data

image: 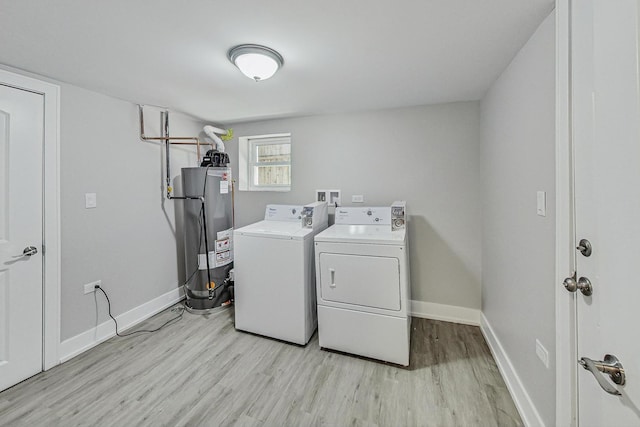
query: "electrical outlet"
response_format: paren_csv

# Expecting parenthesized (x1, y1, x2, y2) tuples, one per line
(352, 195, 364, 203)
(536, 339, 549, 368)
(316, 189, 341, 206)
(316, 190, 327, 203)
(84, 280, 101, 294)
(328, 190, 341, 207)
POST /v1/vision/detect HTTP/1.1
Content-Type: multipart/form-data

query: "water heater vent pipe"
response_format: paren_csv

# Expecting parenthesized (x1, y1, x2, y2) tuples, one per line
(203, 125, 227, 153)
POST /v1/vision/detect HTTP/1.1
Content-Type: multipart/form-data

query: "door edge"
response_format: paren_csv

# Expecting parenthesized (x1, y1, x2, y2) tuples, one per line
(555, 1, 579, 425)
(0, 67, 61, 371)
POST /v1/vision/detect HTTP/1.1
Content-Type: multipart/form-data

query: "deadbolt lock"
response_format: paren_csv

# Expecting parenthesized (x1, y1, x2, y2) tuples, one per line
(577, 238, 592, 257)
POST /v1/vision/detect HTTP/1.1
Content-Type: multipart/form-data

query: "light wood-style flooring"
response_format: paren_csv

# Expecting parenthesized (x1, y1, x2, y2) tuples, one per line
(0, 305, 522, 426)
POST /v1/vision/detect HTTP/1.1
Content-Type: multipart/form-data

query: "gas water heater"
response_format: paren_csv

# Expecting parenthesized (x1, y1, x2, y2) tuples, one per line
(181, 162, 233, 313)
(138, 106, 235, 314)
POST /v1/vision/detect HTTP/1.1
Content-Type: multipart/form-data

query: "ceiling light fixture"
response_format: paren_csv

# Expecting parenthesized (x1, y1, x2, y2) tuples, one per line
(228, 44, 284, 82)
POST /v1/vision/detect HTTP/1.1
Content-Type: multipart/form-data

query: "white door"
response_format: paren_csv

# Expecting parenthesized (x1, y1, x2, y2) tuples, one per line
(0, 84, 44, 391)
(572, 0, 640, 424)
(318, 253, 400, 310)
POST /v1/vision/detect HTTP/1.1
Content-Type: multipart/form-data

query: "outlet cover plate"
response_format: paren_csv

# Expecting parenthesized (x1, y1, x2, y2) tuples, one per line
(84, 280, 101, 294)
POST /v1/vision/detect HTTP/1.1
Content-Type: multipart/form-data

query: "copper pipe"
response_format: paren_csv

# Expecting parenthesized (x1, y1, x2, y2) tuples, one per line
(138, 105, 213, 158)
(140, 105, 217, 197)
(142, 140, 212, 145)
(139, 105, 201, 142)
(139, 136, 202, 142)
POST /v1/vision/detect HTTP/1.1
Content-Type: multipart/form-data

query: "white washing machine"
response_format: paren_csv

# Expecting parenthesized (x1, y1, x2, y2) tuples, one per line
(314, 202, 411, 365)
(234, 202, 328, 345)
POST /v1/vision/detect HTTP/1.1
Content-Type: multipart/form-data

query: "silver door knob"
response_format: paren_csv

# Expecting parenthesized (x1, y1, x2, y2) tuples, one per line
(577, 276, 593, 296)
(563, 276, 593, 296)
(563, 276, 578, 292)
(13, 246, 38, 259)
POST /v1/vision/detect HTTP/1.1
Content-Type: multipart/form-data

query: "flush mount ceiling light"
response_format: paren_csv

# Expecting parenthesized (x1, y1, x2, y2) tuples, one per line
(228, 44, 284, 82)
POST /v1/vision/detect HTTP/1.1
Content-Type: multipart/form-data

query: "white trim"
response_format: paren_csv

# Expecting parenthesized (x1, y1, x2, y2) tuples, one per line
(481, 313, 546, 427)
(59, 287, 185, 363)
(0, 69, 61, 371)
(238, 136, 250, 191)
(409, 300, 480, 326)
(555, 0, 578, 425)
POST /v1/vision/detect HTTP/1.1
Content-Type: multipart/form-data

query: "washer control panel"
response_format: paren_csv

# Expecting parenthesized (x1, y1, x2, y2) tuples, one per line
(391, 201, 406, 231)
(264, 205, 303, 221)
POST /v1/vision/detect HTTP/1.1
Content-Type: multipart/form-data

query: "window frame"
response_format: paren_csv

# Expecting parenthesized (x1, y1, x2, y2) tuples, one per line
(238, 133, 292, 192)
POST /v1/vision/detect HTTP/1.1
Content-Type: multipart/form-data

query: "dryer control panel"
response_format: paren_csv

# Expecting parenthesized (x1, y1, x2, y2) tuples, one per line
(335, 207, 391, 225)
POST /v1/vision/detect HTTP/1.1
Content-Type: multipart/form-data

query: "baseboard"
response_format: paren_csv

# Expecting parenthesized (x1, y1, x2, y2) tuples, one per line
(59, 287, 184, 363)
(409, 300, 480, 326)
(480, 314, 545, 427)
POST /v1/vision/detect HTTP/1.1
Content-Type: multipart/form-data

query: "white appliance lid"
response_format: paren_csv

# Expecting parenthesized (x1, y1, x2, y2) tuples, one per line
(235, 220, 314, 240)
(314, 224, 406, 245)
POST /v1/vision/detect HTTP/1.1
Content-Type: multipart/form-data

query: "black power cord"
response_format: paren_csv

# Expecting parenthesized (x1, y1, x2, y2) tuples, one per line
(95, 285, 185, 337)
(94, 166, 228, 336)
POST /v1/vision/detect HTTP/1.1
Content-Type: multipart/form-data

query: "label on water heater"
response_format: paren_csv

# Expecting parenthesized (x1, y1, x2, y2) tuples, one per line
(220, 180, 229, 194)
(198, 249, 233, 269)
(218, 228, 232, 240)
(215, 250, 231, 266)
(207, 168, 231, 178)
(198, 227, 234, 269)
(216, 238, 230, 251)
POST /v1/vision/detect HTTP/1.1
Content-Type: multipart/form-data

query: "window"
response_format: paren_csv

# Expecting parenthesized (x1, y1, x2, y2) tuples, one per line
(239, 133, 291, 191)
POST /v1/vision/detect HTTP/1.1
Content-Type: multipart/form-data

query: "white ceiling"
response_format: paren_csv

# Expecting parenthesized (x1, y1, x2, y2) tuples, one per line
(0, 0, 554, 124)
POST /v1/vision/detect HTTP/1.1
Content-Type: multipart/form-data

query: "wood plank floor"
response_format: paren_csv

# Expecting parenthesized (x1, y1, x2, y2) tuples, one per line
(0, 305, 522, 426)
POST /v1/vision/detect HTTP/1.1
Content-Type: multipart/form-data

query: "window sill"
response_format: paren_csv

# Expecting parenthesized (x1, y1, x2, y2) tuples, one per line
(243, 186, 291, 192)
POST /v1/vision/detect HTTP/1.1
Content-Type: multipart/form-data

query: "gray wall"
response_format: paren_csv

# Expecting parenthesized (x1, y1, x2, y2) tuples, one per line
(228, 103, 482, 309)
(480, 12, 556, 426)
(59, 85, 203, 340)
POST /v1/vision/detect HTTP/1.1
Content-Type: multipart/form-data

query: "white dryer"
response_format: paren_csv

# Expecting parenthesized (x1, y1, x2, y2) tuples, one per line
(234, 202, 328, 345)
(314, 202, 411, 365)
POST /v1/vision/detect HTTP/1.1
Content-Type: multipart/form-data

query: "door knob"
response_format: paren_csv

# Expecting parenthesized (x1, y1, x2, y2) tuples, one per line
(563, 276, 578, 292)
(577, 277, 593, 296)
(563, 275, 593, 296)
(579, 354, 625, 395)
(13, 246, 38, 259)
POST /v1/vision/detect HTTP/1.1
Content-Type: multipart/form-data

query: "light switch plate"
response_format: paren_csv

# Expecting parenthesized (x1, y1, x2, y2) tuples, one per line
(84, 193, 98, 209)
(536, 339, 550, 368)
(85, 193, 97, 209)
(536, 191, 546, 217)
